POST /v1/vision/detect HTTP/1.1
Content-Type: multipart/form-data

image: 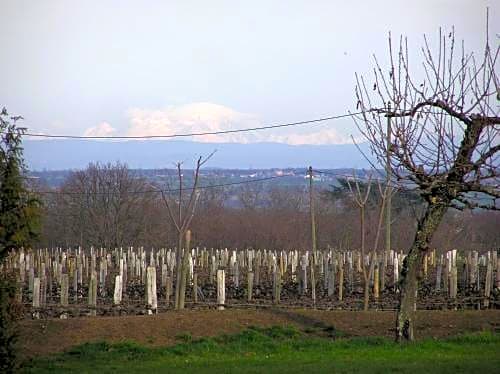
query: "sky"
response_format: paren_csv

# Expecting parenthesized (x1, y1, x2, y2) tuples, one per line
(1, 0, 498, 145)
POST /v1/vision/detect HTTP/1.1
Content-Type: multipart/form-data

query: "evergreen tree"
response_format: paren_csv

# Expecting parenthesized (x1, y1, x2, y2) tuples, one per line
(0, 107, 40, 372)
(0, 107, 40, 259)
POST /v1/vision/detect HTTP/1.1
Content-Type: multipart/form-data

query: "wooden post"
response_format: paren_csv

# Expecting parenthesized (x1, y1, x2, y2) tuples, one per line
(89, 271, 97, 316)
(348, 253, 354, 294)
(393, 255, 399, 290)
(247, 271, 254, 302)
(381, 251, 387, 292)
(161, 264, 168, 289)
(234, 260, 240, 288)
(40, 276, 47, 307)
(146, 266, 157, 314)
(484, 259, 492, 308)
(470, 251, 477, 288)
(379, 264, 384, 295)
(255, 255, 261, 286)
(99, 257, 106, 297)
(327, 261, 335, 297)
(73, 267, 78, 303)
(165, 276, 172, 306)
(91, 253, 96, 279)
(60, 273, 69, 307)
(373, 264, 379, 300)
(217, 269, 225, 310)
(77, 259, 83, 285)
(33, 277, 40, 308)
(113, 275, 122, 305)
(338, 264, 344, 302)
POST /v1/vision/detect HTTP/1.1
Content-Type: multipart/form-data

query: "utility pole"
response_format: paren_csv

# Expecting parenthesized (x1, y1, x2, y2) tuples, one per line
(384, 102, 392, 290)
(308, 166, 317, 306)
(308, 166, 317, 253)
(175, 163, 183, 309)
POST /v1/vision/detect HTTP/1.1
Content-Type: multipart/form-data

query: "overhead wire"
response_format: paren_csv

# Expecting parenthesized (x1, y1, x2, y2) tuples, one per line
(28, 169, 419, 196)
(1, 107, 468, 140)
(8, 112, 368, 140)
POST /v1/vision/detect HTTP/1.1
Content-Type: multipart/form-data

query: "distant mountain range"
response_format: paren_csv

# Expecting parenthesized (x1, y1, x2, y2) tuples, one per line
(23, 139, 373, 170)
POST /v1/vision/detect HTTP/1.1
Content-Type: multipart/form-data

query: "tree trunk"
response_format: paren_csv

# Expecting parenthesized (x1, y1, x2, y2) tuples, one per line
(396, 201, 448, 342)
(174, 233, 183, 309)
(363, 253, 377, 311)
(178, 230, 192, 310)
(363, 276, 370, 311)
(178, 251, 190, 309)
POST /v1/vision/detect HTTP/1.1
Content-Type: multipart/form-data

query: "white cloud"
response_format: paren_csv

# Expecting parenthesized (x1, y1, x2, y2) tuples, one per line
(126, 102, 261, 143)
(83, 122, 116, 137)
(125, 102, 355, 145)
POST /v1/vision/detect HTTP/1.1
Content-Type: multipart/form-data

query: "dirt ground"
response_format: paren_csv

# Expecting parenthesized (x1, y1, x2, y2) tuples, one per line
(19, 309, 500, 358)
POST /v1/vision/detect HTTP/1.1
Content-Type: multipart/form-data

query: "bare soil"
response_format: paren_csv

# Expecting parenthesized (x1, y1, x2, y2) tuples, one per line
(19, 309, 500, 358)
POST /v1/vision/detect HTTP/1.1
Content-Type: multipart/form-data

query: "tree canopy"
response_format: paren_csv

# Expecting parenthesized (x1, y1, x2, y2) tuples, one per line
(0, 108, 40, 261)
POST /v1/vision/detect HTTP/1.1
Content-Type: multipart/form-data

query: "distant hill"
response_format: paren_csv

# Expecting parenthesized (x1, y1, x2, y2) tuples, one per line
(23, 139, 373, 170)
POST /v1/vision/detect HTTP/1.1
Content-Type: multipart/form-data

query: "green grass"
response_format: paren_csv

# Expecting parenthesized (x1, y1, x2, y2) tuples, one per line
(23, 327, 500, 373)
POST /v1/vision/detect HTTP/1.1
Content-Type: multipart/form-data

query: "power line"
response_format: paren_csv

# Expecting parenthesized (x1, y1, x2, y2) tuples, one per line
(27, 168, 419, 197)
(2, 107, 465, 140)
(31, 170, 418, 196)
(10, 112, 367, 140)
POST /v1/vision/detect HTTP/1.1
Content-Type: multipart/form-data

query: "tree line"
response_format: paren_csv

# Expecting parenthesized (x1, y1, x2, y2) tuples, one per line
(35, 161, 499, 252)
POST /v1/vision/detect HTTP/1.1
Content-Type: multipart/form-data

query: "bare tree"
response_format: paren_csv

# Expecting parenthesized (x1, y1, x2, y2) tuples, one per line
(54, 162, 155, 249)
(347, 173, 371, 310)
(354, 17, 499, 341)
(159, 153, 215, 310)
(346, 173, 389, 311)
(237, 181, 264, 210)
